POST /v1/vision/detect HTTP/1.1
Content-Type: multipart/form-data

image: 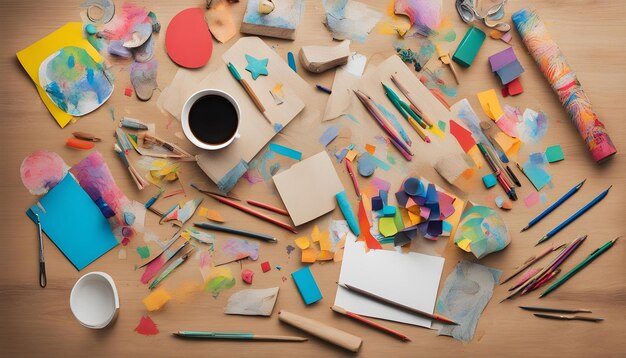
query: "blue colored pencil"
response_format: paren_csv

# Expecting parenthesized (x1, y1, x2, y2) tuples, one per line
(521, 179, 586, 232)
(536, 186, 612, 245)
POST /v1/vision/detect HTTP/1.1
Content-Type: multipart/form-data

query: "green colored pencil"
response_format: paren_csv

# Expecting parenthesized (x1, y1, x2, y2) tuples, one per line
(540, 237, 619, 297)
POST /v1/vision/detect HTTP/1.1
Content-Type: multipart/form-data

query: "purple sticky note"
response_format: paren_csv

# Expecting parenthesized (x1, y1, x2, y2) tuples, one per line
(488, 47, 517, 72)
(496, 60, 525, 85)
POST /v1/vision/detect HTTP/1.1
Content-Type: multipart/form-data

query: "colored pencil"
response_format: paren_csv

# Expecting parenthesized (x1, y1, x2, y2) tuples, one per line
(536, 186, 612, 245)
(189, 183, 241, 201)
(149, 248, 194, 289)
(227, 62, 272, 124)
(390, 74, 434, 128)
(521, 179, 586, 232)
(194, 222, 277, 242)
(353, 90, 413, 161)
(477, 143, 517, 201)
(138, 229, 183, 268)
(331, 305, 411, 342)
(500, 243, 565, 284)
(522, 269, 560, 295)
(345, 159, 361, 196)
(540, 237, 619, 298)
(500, 235, 585, 302)
(339, 283, 458, 325)
(519, 306, 592, 314)
(194, 187, 297, 233)
(246, 200, 289, 216)
(381, 83, 430, 143)
(505, 166, 522, 187)
(173, 331, 307, 342)
(533, 314, 603, 322)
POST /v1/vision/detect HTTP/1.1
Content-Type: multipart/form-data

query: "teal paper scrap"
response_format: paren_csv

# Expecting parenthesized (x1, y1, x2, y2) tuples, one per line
(269, 142, 302, 161)
(523, 161, 551, 190)
(436, 261, 501, 342)
(291, 266, 322, 305)
(545, 144, 564, 163)
(26, 175, 118, 271)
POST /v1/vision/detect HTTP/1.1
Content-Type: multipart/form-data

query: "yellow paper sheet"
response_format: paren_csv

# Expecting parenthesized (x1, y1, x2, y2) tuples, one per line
(494, 132, 521, 158)
(477, 89, 504, 121)
(16, 23, 103, 128)
(142, 287, 172, 311)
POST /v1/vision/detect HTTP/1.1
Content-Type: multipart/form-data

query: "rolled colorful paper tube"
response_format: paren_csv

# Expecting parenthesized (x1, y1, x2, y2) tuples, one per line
(335, 191, 360, 236)
(512, 9, 617, 163)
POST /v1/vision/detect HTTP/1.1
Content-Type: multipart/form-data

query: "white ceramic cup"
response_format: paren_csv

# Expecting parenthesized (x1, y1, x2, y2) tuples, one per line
(70, 272, 120, 329)
(181, 89, 241, 150)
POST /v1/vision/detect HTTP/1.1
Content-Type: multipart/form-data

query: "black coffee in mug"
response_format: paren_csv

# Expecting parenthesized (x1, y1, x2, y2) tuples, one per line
(188, 94, 238, 145)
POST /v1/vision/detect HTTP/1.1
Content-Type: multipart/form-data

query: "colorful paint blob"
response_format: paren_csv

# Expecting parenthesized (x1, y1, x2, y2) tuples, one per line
(39, 46, 113, 116)
(205, 267, 236, 298)
(222, 239, 260, 261)
(20, 150, 69, 195)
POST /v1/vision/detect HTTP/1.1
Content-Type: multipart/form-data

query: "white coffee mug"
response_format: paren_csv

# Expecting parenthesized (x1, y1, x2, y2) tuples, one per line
(70, 272, 119, 329)
(181, 89, 241, 150)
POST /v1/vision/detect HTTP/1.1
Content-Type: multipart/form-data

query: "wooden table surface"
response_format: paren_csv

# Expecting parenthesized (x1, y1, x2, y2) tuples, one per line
(1, 0, 625, 356)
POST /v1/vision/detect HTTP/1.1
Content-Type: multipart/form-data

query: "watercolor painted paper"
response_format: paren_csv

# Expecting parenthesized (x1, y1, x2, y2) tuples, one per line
(436, 261, 501, 342)
(16, 23, 105, 127)
(453, 205, 510, 259)
(273, 151, 344, 226)
(335, 238, 445, 328)
(323, 0, 382, 42)
(38, 46, 112, 116)
(26, 175, 118, 270)
(161, 197, 203, 225)
(221, 238, 260, 261)
(224, 287, 279, 316)
(20, 150, 69, 195)
(394, 0, 442, 35)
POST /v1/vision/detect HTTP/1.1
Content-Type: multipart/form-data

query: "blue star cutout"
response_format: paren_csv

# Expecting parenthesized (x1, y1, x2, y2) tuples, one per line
(244, 54, 269, 80)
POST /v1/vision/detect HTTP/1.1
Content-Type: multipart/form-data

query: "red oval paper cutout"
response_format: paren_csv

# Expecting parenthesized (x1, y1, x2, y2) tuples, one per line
(165, 8, 213, 68)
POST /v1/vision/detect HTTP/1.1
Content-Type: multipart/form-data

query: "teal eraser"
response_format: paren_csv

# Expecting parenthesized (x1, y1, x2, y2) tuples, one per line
(452, 26, 486, 67)
(336, 190, 360, 236)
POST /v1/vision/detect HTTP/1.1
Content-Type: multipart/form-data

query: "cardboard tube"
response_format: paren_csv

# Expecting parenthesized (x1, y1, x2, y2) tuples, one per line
(278, 310, 362, 352)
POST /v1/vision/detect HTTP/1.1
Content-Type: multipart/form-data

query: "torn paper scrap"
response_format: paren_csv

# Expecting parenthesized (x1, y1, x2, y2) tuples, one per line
(224, 287, 279, 316)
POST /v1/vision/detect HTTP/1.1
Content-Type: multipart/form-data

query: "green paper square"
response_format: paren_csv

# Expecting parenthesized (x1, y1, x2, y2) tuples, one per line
(545, 145, 564, 163)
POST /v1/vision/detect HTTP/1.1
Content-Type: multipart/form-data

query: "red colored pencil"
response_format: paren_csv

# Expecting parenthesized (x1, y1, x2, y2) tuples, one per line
(246, 200, 290, 216)
(331, 305, 411, 342)
(345, 160, 361, 196)
(204, 192, 297, 233)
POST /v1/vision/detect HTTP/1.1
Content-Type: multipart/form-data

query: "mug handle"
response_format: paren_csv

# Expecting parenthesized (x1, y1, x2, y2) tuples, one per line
(234, 133, 241, 140)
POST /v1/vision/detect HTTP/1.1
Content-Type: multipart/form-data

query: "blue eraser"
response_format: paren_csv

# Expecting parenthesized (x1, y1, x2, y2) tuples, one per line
(482, 173, 497, 188)
(287, 52, 296, 72)
(382, 205, 397, 217)
(452, 26, 486, 67)
(371, 196, 383, 211)
(335, 190, 360, 236)
(292, 266, 322, 305)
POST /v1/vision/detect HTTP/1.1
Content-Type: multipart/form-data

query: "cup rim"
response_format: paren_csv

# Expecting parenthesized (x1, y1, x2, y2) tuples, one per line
(70, 271, 119, 329)
(181, 89, 241, 151)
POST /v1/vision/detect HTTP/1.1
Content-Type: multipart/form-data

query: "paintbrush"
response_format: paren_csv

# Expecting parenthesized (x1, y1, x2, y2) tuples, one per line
(227, 62, 272, 125)
(519, 306, 592, 314)
(192, 185, 298, 233)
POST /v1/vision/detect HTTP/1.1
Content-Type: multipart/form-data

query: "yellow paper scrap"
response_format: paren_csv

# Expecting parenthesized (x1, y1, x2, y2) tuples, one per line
(295, 236, 310, 250)
(346, 150, 359, 162)
(456, 238, 472, 251)
(399, 208, 412, 228)
(408, 211, 421, 225)
(301, 248, 317, 263)
(16, 23, 104, 128)
(317, 250, 334, 261)
(477, 89, 504, 121)
(205, 209, 225, 223)
(494, 132, 521, 158)
(310, 225, 321, 242)
(198, 207, 209, 217)
(142, 287, 171, 311)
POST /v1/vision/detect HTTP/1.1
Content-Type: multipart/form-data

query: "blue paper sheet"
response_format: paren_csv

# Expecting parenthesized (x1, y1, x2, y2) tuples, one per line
(291, 266, 322, 305)
(26, 175, 118, 270)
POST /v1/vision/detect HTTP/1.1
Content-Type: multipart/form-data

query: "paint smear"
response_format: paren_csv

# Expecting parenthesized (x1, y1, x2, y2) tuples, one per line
(20, 150, 69, 195)
(394, 0, 442, 35)
(39, 46, 112, 116)
(421, 68, 457, 97)
(497, 105, 548, 143)
(286, 244, 295, 255)
(130, 59, 158, 101)
(243, 170, 264, 184)
(136, 246, 150, 259)
(171, 281, 204, 303)
(135, 316, 159, 335)
(222, 238, 260, 261)
(205, 267, 236, 298)
(102, 3, 151, 42)
(320, 126, 340, 147)
(436, 261, 501, 342)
